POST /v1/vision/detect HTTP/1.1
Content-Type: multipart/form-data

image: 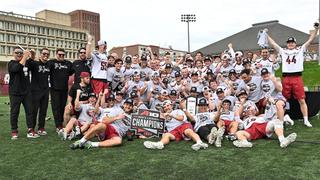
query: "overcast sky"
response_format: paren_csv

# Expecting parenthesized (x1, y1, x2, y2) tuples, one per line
(2, 0, 319, 51)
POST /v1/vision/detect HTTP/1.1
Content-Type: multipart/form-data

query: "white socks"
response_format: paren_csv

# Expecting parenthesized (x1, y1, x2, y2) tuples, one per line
(278, 135, 285, 143)
(79, 137, 87, 144)
(91, 142, 99, 147)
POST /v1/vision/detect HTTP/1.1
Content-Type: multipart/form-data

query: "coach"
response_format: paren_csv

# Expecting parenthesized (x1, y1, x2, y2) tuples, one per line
(48, 48, 74, 132)
(8, 47, 38, 139)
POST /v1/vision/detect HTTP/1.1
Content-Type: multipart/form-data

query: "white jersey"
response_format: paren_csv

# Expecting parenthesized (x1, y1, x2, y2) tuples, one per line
(194, 112, 216, 132)
(238, 76, 262, 103)
(242, 116, 266, 129)
(111, 113, 131, 137)
(165, 109, 187, 132)
(91, 52, 108, 79)
(260, 79, 276, 97)
(280, 45, 306, 73)
(107, 67, 124, 91)
(233, 63, 244, 74)
(255, 58, 279, 75)
(97, 106, 123, 122)
(220, 111, 235, 121)
(77, 104, 96, 124)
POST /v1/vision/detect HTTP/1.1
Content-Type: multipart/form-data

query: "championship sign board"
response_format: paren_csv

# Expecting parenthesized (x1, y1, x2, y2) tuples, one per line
(130, 109, 165, 138)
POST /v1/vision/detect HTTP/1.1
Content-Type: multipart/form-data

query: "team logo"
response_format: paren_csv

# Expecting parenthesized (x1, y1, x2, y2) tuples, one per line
(247, 83, 257, 91)
(262, 84, 271, 92)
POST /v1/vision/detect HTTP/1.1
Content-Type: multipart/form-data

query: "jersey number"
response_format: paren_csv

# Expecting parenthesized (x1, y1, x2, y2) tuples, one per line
(100, 62, 108, 70)
(286, 56, 296, 64)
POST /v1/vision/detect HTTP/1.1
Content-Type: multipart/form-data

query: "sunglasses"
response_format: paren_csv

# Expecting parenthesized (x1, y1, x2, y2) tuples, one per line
(116, 63, 123, 65)
(79, 52, 86, 54)
(42, 53, 49, 56)
(14, 51, 23, 55)
(58, 54, 65, 57)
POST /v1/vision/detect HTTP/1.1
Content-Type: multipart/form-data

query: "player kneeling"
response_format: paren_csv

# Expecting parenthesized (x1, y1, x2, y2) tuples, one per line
(233, 105, 296, 148)
(143, 100, 208, 151)
(69, 98, 134, 149)
(58, 91, 98, 140)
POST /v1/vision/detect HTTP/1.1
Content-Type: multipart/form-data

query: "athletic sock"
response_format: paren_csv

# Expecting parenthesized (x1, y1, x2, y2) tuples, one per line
(196, 140, 203, 144)
(79, 137, 87, 144)
(91, 142, 99, 147)
(303, 117, 309, 123)
(278, 135, 285, 142)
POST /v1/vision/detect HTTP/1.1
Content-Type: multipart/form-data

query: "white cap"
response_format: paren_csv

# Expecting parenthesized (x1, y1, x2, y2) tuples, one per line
(161, 89, 169, 95)
(222, 53, 231, 60)
(97, 40, 107, 46)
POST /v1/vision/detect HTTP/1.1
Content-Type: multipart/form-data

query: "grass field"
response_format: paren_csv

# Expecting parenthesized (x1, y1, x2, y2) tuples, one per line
(0, 96, 319, 180)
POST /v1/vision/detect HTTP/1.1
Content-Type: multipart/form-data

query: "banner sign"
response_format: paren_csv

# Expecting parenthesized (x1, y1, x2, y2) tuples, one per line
(130, 109, 165, 138)
(186, 96, 197, 116)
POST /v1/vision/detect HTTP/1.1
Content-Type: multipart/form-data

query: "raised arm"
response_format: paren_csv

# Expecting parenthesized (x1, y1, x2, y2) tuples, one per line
(86, 34, 94, 59)
(303, 24, 319, 48)
(266, 29, 281, 52)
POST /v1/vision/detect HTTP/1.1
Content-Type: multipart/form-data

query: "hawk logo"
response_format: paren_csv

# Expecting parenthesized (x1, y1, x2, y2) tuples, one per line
(113, 74, 121, 82)
(262, 84, 271, 92)
(248, 83, 257, 92)
(38, 65, 50, 73)
(54, 63, 68, 70)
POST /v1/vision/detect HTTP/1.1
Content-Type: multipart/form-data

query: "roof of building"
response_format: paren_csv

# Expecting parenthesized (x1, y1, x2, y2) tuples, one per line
(195, 20, 319, 55)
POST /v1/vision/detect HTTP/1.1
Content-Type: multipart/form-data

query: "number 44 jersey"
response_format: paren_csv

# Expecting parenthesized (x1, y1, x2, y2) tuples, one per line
(280, 45, 306, 73)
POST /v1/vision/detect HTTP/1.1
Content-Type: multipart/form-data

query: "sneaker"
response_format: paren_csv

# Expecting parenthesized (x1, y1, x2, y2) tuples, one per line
(56, 126, 63, 134)
(70, 140, 84, 150)
(27, 129, 40, 138)
(37, 128, 47, 136)
(284, 115, 294, 126)
(208, 127, 218, 144)
(233, 140, 253, 148)
(58, 129, 67, 140)
(11, 131, 18, 140)
(143, 141, 164, 150)
(83, 141, 93, 149)
(215, 127, 225, 147)
(191, 142, 208, 151)
(67, 130, 76, 140)
(75, 126, 81, 136)
(225, 134, 237, 141)
(280, 133, 297, 148)
(304, 120, 312, 128)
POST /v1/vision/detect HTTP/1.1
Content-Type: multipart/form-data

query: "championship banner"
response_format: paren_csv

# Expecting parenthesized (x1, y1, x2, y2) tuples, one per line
(130, 109, 165, 138)
(186, 97, 197, 116)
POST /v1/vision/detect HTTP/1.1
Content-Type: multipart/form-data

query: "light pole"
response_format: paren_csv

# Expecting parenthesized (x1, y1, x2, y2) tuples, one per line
(181, 14, 196, 52)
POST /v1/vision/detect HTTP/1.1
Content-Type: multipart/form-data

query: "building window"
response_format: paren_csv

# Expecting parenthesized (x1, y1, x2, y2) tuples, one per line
(0, 45, 5, 55)
(0, 21, 3, 29)
(30, 26, 35, 33)
(0, 34, 4, 41)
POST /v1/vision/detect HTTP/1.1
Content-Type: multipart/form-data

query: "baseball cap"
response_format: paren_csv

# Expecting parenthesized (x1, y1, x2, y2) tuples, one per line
(207, 69, 213, 74)
(162, 100, 172, 106)
(124, 98, 134, 106)
(80, 72, 90, 78)
(198, 98, 208, 106)
(97, 40, 107, 46)
(286, 37, 297, 43)
(165, 52, 170, 56)
(242, 59, 251, 65)
(204, 56, 212, 62)
(222, 53, 231, 60)
(165, 64, 172, 69)
(202, 86, 210, 92)
(125, 56, 132, 63)
(133, 70, 140, 75)
(130, 91, 138, 98)
(161, 89, 169, 96)
(174, 71, 181, 77)
(186, 58, 193, 62)
(261, 68, 269, 75)
(107, 94, 115, 100)
(116, 91, 124, 96)
(237, 89, 248, 97)
(229, 69, 236, 74)
(140, 54, 147, 61)
(88, 92, 96, 98)
(152, 71, 160, 77)
(216, 88, 224, 94)
(222, 98, 232, 104)
(170, 90, 177, 96)
(191, 71, 199, 76)
(235, 51, 243, 57)
(190, 87, 197, 93)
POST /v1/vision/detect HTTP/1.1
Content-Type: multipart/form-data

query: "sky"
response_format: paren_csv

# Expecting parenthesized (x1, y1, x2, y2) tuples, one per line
(2, 0, 319, 52)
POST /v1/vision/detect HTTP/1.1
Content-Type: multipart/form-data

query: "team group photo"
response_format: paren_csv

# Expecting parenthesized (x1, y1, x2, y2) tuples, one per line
(0, 0, 319, 179)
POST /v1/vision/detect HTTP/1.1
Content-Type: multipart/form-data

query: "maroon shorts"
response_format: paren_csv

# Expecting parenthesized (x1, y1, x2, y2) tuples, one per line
(245, 122, 268, 140)
(99, 124, 119, 141)
(255, 98, 266, 114)
(223, 120, 233, 133)
(282, 76, 305, 100)
(169, 123, 193, 142)
(91, 79, 109, 95)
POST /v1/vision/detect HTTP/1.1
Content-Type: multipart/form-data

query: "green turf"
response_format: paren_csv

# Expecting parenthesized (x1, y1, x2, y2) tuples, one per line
(275, 61, 320, 88)
(0, 96, 319, 179)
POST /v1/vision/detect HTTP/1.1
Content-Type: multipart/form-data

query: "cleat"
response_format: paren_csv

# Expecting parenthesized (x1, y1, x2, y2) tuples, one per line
(27, 129, 40, 138)
(143, 141, 164, 149)
(191, 142, 208, 151)
(233, 140, 253, 148)
(280, 133, 297, 148)
(208, 127, 218, 144)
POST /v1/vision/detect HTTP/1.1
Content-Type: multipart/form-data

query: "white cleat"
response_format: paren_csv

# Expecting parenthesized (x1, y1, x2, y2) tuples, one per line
(233, 140, 253, 148)
(214, 127, 225, 147)
(143, 141, 164, 150)
(191, 142, 208, 151)
(280, 133, 297, 148)
(208, 127, 218, 144)
(284, 114, 294, 126)
(58, 129, 67, 140)
(304, 120, 312, 128)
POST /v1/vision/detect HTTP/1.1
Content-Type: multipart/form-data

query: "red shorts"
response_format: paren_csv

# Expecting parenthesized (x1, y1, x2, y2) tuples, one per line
(223, 120, 233, 133)
(91, 79, 109, 95)
(245, 122, 268, 140)
(99, 124, 119, 141)
(255, 98, 266, 114)
(169, 123, 193, 142)
(282, 76, 305, 100)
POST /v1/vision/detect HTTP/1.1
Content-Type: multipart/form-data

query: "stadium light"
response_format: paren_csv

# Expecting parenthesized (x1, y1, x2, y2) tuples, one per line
(181, 14, 196, 52)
